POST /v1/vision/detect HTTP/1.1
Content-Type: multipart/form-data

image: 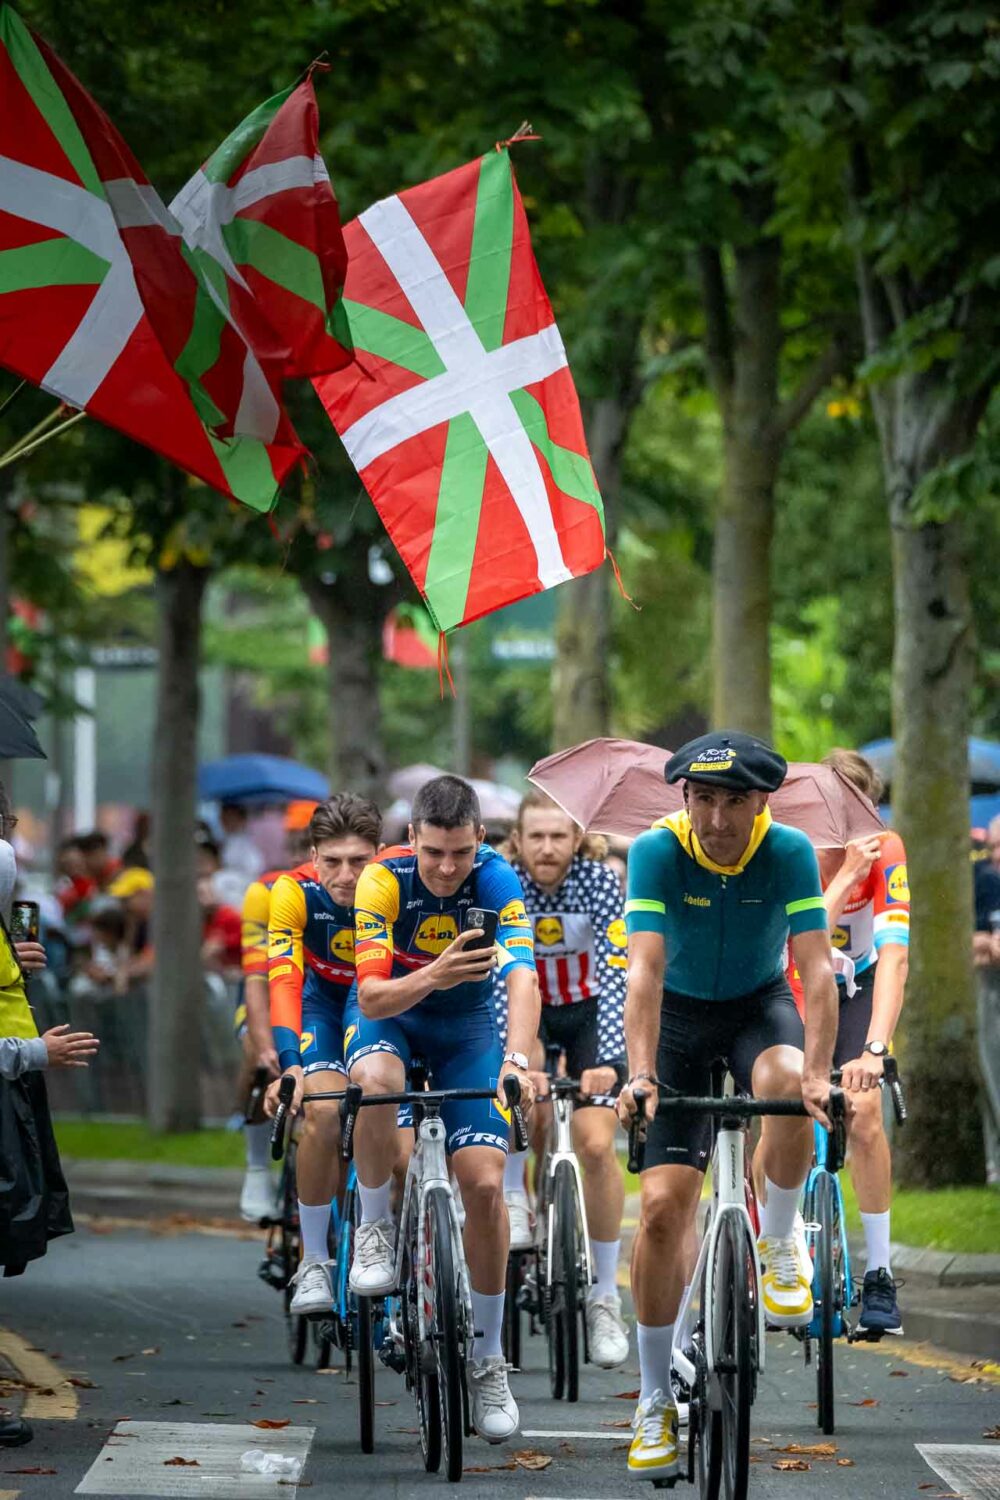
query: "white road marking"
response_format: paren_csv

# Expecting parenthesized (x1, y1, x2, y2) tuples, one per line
(521, 1429, 626, 1440)
(75, 1421, 315, 1496)
(917, 1444, 1000, 1500)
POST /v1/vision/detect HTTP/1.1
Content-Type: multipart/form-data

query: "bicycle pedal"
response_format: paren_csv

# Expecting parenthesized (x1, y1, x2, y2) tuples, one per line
(379, 1342, 407, 1375)
(256, 1257, 287, 1291)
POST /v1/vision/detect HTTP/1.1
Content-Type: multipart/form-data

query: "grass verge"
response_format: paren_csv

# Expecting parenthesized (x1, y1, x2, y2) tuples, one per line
(54, 1118, 245, 1170)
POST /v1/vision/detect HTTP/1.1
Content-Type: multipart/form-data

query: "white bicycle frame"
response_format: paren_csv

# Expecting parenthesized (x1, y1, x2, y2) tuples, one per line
(540, 1088, 594, 1291)
(391, 1112, 475, 1356)
(671, 1120, 765, 1404)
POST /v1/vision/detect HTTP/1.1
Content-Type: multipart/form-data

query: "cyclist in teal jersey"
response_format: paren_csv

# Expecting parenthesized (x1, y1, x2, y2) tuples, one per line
(618, 731, 839, 1483)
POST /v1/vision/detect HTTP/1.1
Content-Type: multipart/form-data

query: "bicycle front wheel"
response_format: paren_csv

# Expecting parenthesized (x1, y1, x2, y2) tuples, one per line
(426, 1189, 465, 1483)
(711, 1215, 756, 1500)
(551, 1161, 582, 1402)
(814, 1172, 837, 1435)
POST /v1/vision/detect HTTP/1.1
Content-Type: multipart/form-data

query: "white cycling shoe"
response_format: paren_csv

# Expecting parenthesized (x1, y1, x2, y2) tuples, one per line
(505, 1189, 534, 1251)
(585, 1292, 630, 1368)
(469, 1356, 519, 1442)
(349, 1220, 396, 1295)
(239, 1166, 275, 1223)
(289, 1258, 334, 1315)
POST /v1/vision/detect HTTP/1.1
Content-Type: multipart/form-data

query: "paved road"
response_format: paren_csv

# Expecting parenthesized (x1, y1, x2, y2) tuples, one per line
(2, 1221, 999, 1498)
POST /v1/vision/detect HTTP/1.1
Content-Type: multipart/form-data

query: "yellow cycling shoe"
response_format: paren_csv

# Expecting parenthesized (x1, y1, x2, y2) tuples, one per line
(757, 1232, 814, 1329)
(628, 1389, 679, 1480)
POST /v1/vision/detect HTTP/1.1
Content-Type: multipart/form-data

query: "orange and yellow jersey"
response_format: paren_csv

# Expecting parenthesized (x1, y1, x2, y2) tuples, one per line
(268, 862, 357, 1071)
(241, 868, 287, 979)
(352, 843, 535, 1015)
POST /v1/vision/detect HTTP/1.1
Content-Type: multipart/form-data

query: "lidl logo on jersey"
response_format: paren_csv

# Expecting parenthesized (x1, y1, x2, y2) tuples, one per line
(886, 863, 910, 904)
(606, 918, 627, 949)
(414, 913, 458, 954)
(831, 925, 850, 949)
(330, 927, 355, 964)
(535, 916, 565, 947)
(500, 898, 528, 927)
(356, 912, 387, 941)
(268, 934, 294, 960)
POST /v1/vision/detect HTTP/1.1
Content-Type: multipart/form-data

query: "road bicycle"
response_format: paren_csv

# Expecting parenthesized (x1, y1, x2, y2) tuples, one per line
(503, 1042, 595, 1401)
(256, 1119, 312, 1366)
(629, 1072, 846, 1500)
(799, 1056, 907, 1435)
(336, 1066, 527, 1483)
(270, 1077, 392, 1452)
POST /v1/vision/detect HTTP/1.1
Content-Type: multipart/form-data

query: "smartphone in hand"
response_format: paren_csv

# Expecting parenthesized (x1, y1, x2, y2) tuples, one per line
(462, 907, 498, 951)
(10, 899, 40, 943)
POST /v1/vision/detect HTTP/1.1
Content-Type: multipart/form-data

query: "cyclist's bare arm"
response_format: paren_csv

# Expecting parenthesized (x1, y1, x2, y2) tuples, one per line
(244, 974, 278, 1072)
(499, 965, 540, 1109)
(792, 927, 838, 1128)
(619, 930, 665, 1125)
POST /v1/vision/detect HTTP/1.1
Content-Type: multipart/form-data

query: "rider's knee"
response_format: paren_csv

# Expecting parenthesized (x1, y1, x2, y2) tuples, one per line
(848, 1088, 885, 1145)
(575, 1124, 616, 1176)
(303, 1096, 341, 1143)
(639, 1175, 699, 1244)
(456, 1165, 503, 1217)
(752, 1048, 803, 1100)
(352, 1056, 403, 1095)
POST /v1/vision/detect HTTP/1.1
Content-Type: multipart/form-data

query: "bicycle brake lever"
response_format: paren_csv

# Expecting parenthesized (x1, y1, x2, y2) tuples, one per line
(502, 1075, 529, 1153)
(882, 1055, 907, 1126)
(628, 1090, 648, 1175)
(340, 1081, 363, 1162)
(269, 1073, 295, 1161)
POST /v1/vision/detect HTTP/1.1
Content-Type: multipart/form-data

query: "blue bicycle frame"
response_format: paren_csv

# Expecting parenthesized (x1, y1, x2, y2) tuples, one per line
(803, 1120, 853, 1339)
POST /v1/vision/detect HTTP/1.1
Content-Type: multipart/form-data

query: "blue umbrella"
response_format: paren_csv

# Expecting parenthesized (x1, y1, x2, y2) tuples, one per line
(198, 754, 329, 805)
(861, 737, 1000, 791)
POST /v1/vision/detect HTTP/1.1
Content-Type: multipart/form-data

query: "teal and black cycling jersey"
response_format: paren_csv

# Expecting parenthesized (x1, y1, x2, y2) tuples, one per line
(625, 808, 826, 1001)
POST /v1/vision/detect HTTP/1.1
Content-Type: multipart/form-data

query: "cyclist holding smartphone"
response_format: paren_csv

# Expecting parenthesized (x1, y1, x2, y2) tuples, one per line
(344, 774, 539, 1445)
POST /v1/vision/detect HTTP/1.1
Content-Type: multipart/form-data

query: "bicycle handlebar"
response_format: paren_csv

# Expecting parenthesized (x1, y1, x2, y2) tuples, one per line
(626, 1085, 849, 1176)
(333, 1075, 528, 1161)
(269, 1073, 296, 1161)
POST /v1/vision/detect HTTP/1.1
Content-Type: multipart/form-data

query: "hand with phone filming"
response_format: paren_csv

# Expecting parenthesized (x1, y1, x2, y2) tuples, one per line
(430, 927, 497, 989)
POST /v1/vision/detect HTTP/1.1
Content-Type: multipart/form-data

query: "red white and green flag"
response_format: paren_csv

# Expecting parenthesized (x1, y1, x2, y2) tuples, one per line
(383, 603, 438, 669)
(0, 5, 303, 507)
(170, 69, 352, 380)
(313, 148, 607, 632)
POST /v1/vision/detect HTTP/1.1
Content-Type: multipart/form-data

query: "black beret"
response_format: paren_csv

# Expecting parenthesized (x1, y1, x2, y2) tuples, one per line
(665, 731, 787, 792)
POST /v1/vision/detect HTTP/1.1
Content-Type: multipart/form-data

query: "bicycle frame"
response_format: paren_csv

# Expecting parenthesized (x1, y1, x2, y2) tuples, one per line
(803, 1121, 853, 1333)
(392, 1111, 474, 1358)
(673, 1122, 765, 1401)
(539, 1086, 594, 1292)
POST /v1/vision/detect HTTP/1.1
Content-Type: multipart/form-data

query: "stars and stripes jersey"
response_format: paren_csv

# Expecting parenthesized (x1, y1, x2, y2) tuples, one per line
(494, 857, 627, 1066)
(241, 866, 291, 978)
(268, 865, 358, 1071)
(353, 843, 535, 1015)
(626, 808, 827, 1002)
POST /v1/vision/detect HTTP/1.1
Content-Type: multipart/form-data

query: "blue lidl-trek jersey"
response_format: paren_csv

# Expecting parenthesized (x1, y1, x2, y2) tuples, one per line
(625, 808, 826, 1001)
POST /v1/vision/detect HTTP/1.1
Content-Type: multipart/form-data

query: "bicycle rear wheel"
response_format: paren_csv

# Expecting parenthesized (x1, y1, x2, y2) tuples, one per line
(712, 1215, 755, 1500)
(280, 1145, 308, 1366)
(426, 1189, 465, 1483)
(814, 1172, 837, 1435)
(503, 1252, 523, 1369)
(550, 1161, 582, 1402)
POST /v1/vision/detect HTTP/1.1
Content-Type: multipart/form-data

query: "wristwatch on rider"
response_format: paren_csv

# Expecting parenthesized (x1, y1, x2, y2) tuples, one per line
(863, 1040, 888, 1057)
(503, 1051, 529, 1072)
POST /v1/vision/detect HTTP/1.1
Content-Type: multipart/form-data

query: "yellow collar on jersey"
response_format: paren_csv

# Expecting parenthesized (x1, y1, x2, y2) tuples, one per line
(653, 806, 773, 876)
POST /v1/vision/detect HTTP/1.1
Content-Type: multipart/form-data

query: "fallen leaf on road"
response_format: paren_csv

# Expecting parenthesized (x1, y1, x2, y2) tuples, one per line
(560, 1442, 575, 1454)
(847, 1397, 879, 1407)
(293, 1399, 321, 1405)
(514, 1450, 552, 1471)
(252, 1418, 290, 1429)
(374, 1400, 397, 1407)
(614, 1388, 640, 1399)
(464, 1463, 516, 1473)
(836, 1458, 855, 1467)
(984, 1426, 1000, 1440)
(68, 1377, 97, 1389)
(231, 1322, 248, 1329)
(602, 1418, 631, 1428)
(889, 1369, 908, 1377)
(772, 1459, 810, 1471)
(141, 1347, 161, 1357)
(775, 1443, 837, 1457)
(164, 1457, 199, 1467)
(111, 1353, 135, 1363)
(163, 1399, 191, 1407)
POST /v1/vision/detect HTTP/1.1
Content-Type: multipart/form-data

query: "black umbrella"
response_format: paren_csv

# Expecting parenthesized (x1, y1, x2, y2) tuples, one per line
(0, 678, 45, 759)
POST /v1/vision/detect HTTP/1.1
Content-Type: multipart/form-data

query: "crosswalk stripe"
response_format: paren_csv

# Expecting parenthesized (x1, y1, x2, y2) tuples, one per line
(75, 1420, 315, 1496)
(917, 1443, 1000, 1500)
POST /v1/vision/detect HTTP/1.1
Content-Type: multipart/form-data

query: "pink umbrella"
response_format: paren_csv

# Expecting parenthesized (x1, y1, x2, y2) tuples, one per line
(528, 738, 884, 849)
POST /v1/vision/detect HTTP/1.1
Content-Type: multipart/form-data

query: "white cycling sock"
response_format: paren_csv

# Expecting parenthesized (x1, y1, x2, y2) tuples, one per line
(637, 1322, 674, 1404)
(471, 1290, 505, 1362)
(504, 1149, 528, 1194)
(299, 1201, 332, 1262)
(358, 1179, 392, 1226)
(589, 1238, 621, 1301)
(244, 1121, 270, 1169)
(860, 1210, 892, 1275)
(760, 1178, 803, 1242)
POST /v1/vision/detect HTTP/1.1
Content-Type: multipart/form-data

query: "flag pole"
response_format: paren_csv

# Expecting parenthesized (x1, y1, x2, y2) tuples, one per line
(0, 404, 71, 464)
(0, 380, 27, 421)
(0, 409, 86, 470)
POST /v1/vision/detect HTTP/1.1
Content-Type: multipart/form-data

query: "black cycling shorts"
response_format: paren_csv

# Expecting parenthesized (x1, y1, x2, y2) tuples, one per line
(538, 999, 617, 1111)
(643, 974, 805, 1172)
(833, 962, 876, 1068)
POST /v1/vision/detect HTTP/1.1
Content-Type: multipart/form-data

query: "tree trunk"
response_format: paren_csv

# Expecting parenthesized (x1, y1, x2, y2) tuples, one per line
(890, 510, 983, 1183)
(148, 558, 209, 1133)
(304, 575, 387, 801)
(551, 391, 628, 749)
(709, 228, 782, 741)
